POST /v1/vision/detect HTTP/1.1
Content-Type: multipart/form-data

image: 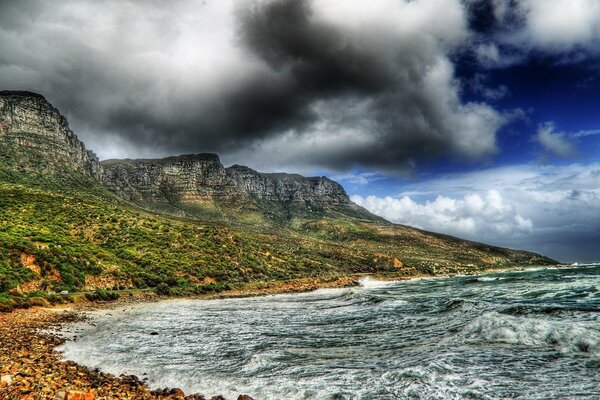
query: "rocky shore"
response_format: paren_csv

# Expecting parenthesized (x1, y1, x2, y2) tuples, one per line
(0, 267, 568, 399)
(0, 300, 256, 400)
(0, 275, 367, 400)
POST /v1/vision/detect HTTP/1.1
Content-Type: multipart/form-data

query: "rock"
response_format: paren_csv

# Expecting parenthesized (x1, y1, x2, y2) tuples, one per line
(0, 374, 12, 386)
(210, 396, 227, 400)
(170, 388, 185, 397)
(185, 394, 207, 400)
(150, 331, 159, 335)
(0, 91, 102, 178)
(0, 91, 379, 223)
(100, 154, 374, 221)
(65, 391, 95, 400)
(237, 395, 255, 400)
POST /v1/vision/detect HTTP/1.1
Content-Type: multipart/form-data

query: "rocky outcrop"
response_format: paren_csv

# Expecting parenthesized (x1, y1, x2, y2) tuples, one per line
(0, 90, 379, 222)
(100, 155, 376, 220)
(0, 91, 101, 177)
(101, 154, 241, 204)
(227, 165, 356, 212)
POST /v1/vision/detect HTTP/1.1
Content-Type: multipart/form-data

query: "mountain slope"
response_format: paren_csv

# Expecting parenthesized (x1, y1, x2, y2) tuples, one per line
(0, 91, 557, 304)
(100, 155, 380, 223)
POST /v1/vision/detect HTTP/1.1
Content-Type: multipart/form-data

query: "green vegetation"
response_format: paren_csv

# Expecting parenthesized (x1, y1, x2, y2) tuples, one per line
(0, 170, 555, 311)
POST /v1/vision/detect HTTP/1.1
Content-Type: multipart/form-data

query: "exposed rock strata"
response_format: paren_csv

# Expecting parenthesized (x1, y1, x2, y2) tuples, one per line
(0, 90, 377, 221)
(0, 91, 101, 177)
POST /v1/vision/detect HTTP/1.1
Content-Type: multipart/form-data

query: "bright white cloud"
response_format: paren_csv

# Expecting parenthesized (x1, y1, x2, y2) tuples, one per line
(352, 163, 600, 262)
(521, 0, 600, 51)
(534, 122, 576, 157)
(486, 0, 600, 57)
(352, 189, 532, 239)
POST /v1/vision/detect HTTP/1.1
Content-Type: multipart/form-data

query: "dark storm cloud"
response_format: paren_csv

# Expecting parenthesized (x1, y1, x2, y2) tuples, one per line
(0, 0, 502, 171)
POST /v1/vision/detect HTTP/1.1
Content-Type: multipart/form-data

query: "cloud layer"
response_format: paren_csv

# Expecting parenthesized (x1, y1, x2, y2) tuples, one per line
(0, 0, 507, 172)
(352, 163, 600, 263)
(470, 0, 600, 66)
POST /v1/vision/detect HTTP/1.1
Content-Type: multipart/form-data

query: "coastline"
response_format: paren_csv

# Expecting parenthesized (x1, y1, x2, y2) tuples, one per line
(0, 264, 572, 399)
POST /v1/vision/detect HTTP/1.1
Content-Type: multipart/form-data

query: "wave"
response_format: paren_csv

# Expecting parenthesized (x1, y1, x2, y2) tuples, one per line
(379, 364, 494, 400)
(459, 311, 600, 354)
(358, 277, 399, 289)
(476, 276, 507, 282)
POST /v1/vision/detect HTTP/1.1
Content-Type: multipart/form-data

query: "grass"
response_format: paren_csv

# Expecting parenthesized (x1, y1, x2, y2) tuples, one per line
(0, 167, 556, 311)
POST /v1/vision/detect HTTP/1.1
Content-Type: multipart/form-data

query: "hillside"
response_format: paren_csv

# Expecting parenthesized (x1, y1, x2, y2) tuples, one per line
(0, 91, 556, 308)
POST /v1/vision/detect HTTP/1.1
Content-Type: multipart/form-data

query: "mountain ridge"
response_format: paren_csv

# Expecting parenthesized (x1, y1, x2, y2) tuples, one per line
(1, 90, 379, 223)
(0, 90, 557, 305)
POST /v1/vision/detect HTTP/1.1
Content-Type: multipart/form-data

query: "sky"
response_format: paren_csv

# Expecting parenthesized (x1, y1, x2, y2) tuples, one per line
(0, 0, 599, 262)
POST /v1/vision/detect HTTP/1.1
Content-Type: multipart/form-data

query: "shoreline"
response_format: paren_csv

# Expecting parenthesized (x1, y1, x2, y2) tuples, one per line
(0, 264, 575, 399)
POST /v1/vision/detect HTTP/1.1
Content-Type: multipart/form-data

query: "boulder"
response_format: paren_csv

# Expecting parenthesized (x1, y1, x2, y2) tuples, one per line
(0, 374, 12, 387)
(65, 391, 95, 400)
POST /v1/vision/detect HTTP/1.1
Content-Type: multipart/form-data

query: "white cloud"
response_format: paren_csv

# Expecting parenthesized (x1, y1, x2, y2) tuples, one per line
(574, 129, 600, 138)
(521, 0, 600, 52)
(351, 163, 600, 262)
(352, 189, 532, 239)
(534, 122, 576, 157)
(485, 0, 600, 58)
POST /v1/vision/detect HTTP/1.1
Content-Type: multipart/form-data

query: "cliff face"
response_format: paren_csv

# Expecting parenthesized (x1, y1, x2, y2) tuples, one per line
(0, 90, 378, 222)
(0, 91, 101, 177)
(227, 165, 355, 211)
(100, 156, 375, 220)
(101, 154, 240, 204)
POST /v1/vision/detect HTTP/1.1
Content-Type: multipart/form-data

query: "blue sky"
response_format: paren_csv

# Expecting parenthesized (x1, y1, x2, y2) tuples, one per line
(0, 0, 598, 262)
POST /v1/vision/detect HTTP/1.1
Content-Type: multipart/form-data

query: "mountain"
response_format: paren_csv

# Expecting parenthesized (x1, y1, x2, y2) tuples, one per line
(101, 155, 379, 223)
(0, 91, 556, 306)
(0, 91, 101, 181)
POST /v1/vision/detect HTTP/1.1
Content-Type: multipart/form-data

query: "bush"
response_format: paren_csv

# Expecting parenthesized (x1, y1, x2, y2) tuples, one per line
(85, 289, 120, 301)
(155, 283, 171, 296)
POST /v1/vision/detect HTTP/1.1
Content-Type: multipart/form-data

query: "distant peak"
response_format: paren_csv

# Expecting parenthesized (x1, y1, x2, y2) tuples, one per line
(101, 153, 221, 165)
(0, 90, 47, 100)
(165, 153, 220, 162)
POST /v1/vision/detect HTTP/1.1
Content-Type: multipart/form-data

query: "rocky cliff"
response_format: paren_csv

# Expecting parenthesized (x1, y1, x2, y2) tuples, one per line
(0, 90, 377, 222)
(101, 156, 377, 221)
(0, 91, 101, 178)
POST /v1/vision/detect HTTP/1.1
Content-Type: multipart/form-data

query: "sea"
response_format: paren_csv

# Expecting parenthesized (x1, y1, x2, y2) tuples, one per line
(58, 264, 600, 399)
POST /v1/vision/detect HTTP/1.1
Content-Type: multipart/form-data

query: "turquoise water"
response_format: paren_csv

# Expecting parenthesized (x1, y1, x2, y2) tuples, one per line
(59, 265, 600, 399)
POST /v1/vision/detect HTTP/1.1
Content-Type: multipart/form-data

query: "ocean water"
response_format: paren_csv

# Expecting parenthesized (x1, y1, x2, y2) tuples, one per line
(59, 265, 600, 399)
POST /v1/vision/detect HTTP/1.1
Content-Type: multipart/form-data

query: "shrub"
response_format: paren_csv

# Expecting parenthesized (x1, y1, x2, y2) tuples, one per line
(155, 283, 171, 296)
(85, 289, 120, 301)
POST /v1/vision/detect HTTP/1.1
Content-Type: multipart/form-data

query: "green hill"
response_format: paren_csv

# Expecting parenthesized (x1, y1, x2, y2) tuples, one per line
(0, 91, 556, 309)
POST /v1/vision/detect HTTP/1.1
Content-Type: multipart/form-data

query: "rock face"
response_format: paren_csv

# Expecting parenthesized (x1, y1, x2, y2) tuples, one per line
(0, 90, 378, 222)
(0, 91, 101, 177)
(227, 165, 355, 211)
(101, 154, 239, 204)
(101, 156, 376, 220)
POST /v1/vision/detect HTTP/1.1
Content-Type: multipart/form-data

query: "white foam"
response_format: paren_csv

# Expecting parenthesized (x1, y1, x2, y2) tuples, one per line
(477, 277, 505, 282)
(358, 276, 399, 288)
(459, 312, 600, 354)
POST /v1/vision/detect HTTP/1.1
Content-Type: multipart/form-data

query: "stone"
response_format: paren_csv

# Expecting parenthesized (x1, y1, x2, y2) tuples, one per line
(0, 374, 12, 386)
(170, 387, 185, 397)
(0, 90, 379, 223)
(237, 396, 255, 400)
(0, 91, 102, 178)
(64, 391, 95, 400)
